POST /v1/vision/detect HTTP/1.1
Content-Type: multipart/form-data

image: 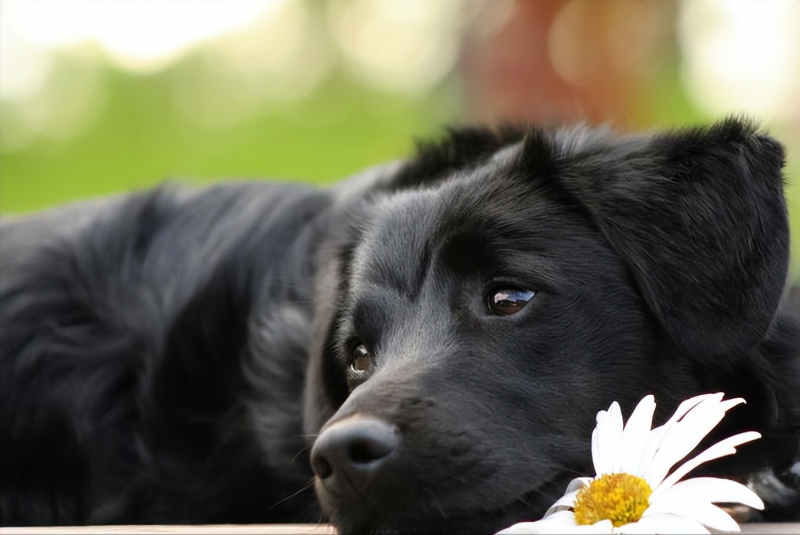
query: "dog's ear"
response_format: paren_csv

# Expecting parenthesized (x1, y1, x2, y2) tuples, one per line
(552, 118, 790, 360)
(384, 126, 526, 192)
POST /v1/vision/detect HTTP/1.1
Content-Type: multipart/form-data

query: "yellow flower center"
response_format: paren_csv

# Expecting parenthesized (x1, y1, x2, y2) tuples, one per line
(574, 473, 653, 527)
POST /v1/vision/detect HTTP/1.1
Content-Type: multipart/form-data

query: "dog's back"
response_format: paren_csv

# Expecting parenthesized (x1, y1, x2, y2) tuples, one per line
(0, 182, 329, 524)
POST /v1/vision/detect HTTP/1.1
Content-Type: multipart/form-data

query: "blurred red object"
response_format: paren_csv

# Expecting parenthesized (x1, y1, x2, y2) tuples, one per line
(461, 0, 677, 127)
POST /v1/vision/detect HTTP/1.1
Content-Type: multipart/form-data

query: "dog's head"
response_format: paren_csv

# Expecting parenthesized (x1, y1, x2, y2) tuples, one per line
(304, 119, 794, 533)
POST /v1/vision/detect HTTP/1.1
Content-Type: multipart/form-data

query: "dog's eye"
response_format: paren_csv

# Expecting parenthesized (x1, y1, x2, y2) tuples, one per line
(350, 344, 372, 374)
(488, 287, 535, 316)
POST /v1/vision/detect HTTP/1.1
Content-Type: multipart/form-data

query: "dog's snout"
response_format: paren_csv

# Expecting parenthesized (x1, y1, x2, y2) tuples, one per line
(311, 416, 399, 494)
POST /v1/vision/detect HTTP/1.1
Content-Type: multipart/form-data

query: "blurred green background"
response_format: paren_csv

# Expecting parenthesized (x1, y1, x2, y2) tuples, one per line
(1, 0, 798, 277)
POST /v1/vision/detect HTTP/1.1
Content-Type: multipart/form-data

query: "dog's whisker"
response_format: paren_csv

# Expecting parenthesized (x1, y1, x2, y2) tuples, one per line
(291, 441, 315, 463)
(266, 479, 316, 512)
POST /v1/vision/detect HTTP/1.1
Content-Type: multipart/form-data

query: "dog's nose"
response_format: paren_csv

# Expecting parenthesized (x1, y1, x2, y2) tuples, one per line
(311, 416, 399, 494)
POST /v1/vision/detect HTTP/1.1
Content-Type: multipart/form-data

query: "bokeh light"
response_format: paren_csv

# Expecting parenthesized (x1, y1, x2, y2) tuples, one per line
(679, 0, 799, 119)
(1, 0, 279, 72)
(327, 0, 462, 93)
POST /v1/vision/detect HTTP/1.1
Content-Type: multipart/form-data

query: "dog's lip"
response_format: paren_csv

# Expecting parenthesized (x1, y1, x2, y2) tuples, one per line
(323, 476, 563, 535)
(329, 499, 537, 535)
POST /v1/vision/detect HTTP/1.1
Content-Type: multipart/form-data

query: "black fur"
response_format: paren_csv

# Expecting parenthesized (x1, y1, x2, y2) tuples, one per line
(1, 118, 798, 532)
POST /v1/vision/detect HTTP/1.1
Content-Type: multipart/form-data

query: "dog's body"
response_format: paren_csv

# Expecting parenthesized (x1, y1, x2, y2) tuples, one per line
(1, 119, 798, 532)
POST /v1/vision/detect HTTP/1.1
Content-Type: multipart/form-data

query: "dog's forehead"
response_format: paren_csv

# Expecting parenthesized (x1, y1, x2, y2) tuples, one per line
(348, 164, 550, 293)
(349, 188, 443, 294)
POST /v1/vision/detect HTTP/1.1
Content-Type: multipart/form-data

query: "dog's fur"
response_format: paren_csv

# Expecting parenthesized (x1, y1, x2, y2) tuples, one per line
(1, 118, 798, 532)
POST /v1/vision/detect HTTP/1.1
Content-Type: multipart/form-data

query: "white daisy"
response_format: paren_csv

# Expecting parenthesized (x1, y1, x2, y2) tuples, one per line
(498, 393, 765, 534)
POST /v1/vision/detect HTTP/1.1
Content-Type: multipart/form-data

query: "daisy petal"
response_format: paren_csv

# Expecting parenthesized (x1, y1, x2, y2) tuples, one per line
(593, 402, 623, 474)
(644, 498, 740, 532)
(667, 396, 744, 450)
(644, 395, 744, 486)
(496, 523, 539, 534)
(637, 394, 719, 485)
(496, 512, 613, 534)
(653, 431, 761, 497)
(637, 425, 668, 485)
(658, 477, 764, 510)
(662, 394, 722, 429)
(592, 425, 602, 475)
(564, 477, 593, 494)
(620, 395, 656, 475)
(543, 490, 579, 517)
(543, 478, 592, 517)
(617, 513, 711, 534)
(573, 519, 615, 533)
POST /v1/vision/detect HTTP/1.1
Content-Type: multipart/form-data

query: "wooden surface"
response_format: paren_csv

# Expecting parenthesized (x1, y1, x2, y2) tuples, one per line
(1, 524, 799, 534)
(0, 524, 336, 535)
(0, 526, 334, 535)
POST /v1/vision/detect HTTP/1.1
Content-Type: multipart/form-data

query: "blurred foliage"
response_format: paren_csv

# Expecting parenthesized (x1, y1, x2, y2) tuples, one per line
(0, 59, 460, 212)
(1, 0, 465, 212)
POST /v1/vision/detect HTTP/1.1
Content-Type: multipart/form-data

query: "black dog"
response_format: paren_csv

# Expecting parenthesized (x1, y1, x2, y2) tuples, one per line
(1, 118, 798, 532)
